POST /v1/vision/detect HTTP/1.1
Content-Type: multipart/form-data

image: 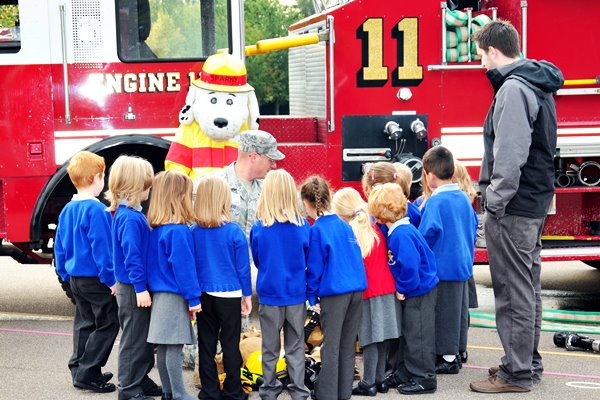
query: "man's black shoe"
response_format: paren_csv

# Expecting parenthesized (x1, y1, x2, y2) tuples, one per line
(435, 358, 460, 374)
(376, 381, 389, 393)
(351, 380, 377, 396)
(102, 372, 114, 383)
(143, 383, 163, 396)
(74, 380, 117, 393)
(398, 381, 436, 395)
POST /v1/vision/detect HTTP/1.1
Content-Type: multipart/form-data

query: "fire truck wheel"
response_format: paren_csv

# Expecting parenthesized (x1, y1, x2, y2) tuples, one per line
(584, 261, 600, 270)
(53, 258, 75, 304)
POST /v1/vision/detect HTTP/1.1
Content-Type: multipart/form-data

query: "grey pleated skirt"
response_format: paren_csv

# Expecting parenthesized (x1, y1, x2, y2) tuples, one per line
(147, 292, 195, 345)
(358, 293, 402, 347)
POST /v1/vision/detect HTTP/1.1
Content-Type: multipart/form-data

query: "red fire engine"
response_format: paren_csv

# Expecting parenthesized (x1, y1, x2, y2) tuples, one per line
(0, 0, 599, 270)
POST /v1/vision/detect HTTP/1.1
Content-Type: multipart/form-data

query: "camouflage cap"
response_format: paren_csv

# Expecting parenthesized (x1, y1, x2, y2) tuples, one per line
(239, 130, 285, 161)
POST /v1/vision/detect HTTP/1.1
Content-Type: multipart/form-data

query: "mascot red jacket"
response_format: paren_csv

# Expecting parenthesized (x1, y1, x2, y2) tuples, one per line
(165, 53, 260, 183)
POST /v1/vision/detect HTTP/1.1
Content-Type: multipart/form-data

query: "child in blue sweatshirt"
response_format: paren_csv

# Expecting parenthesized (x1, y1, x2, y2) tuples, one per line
(362, 162, 421, 228)
(54, 151, 119, 393)
(191, 175, 252, 400)
(418, 146, 478, 375)
(301, 176, 367, 400)
(368, 183, 439, 395)
(146, 171, 201, 400)
(250, 169, 311, 400)
(106, 155, 162, 400)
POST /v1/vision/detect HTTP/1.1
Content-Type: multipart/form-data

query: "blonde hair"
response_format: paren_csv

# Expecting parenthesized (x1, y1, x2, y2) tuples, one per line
(194, 175, 232, 228)
(361, 162, 400, 197)
(419, 170, 433, 210)
(106, 155, 154, 211)
(332, 187, 378, 257)
(300, 176, 332, 217)
(452, 161, 477, 202)
(392, 162, 412, 198)
(368, 183, 407, 224)
(147, 171, 195, 228)
(67, 151, 105, 189)
(256, 169, 304, 227)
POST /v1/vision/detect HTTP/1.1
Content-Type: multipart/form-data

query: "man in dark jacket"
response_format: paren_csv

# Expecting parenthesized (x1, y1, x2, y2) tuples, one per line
(469, 20, 564, 393)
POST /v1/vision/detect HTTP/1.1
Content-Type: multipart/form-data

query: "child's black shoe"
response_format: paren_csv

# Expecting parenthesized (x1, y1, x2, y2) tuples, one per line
(376, 381, 389, 393)
(397, 380, 436, 395)
(384, 372, 407, 388)
(351, 380, 377, 396)
(435, 356, 460, 374)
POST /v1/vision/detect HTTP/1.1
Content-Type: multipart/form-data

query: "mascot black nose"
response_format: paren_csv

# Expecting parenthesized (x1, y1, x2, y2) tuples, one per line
(214, 118, 229, 128)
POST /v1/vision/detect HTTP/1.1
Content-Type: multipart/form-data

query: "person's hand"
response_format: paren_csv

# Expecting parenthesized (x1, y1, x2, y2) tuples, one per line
(241, 296, 252, 316)
(109, 284, 117, 296)
(312, 303, 321, 312)
(136, 291, 152, 307)
(395, 292, 405, 301)
(189, 303, 202, 313)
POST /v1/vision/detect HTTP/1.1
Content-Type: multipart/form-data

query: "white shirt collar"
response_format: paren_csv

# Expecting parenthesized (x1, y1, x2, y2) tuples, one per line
(118, 199, 142, 212)
(388, 217, 410, 236)
(431, 183, 461, 196)
(71, 193, 100, 202)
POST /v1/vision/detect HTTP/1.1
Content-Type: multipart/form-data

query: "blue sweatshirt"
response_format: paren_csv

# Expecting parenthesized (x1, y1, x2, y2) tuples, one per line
(387, 218, 439, 299)
(112, 204, 150, 293)
(306, 214, 367, 306)
(146, 224, 201, 307)
(418, 184, 478, 281)
(407, 201, 422, 228)
(377, 201, 421, 237)
(54, 195, 115, 287)
(191, 222, 252, 297)
(250, 220, 310, 306)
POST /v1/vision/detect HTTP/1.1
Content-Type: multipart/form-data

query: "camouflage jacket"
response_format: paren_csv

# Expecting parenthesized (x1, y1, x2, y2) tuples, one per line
(214, 163, 263, 240)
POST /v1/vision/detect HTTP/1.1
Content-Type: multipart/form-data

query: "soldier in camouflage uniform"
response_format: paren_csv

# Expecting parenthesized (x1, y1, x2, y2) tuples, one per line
(213, 130, 285, 239)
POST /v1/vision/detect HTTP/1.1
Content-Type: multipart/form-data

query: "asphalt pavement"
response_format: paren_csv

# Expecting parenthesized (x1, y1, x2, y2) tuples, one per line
(1, 257, 600, 399)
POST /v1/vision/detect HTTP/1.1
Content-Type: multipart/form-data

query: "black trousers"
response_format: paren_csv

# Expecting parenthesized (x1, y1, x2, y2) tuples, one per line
(396, 287, 437, 388)
(196, 293, 244, 400)
(116, 282, 157, 399)
(68, 276, 119, 383)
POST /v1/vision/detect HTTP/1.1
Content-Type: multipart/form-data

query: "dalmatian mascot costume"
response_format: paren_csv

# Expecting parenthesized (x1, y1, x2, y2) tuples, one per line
(165, 53, 260, 183)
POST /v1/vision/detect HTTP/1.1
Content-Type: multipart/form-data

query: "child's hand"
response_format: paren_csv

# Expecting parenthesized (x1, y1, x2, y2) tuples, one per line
(136, 291, 152, 307)
(241, 296, 252, 316)
(396, 292, 406, 301)
(109, 284, 117, 296)
(189, 304, 202, 313)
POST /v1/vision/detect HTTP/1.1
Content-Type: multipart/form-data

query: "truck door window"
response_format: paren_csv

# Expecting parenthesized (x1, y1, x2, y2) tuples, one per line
(116, 0, 229, 62)
(0, 1, 20, 53)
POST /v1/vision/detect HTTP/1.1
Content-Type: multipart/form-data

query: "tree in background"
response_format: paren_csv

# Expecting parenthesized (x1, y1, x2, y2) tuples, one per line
(146, 0, 228, 59)
(245, 0, 305, 115)
(0, 5, 19, 28)
(295, 0, 316, 18)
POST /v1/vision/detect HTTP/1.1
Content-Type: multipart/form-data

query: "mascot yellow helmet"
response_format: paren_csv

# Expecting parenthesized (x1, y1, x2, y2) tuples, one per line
(193, 53, 254, 93)
(245, 351, 287, 376)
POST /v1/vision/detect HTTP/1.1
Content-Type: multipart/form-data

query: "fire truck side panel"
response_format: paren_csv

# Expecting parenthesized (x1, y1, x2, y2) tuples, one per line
(290, 0, 600, 262)
(0, 0, 204, 249)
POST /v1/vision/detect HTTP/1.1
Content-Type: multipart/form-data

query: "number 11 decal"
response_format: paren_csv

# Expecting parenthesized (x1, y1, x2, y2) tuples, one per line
(357, 17, 423, 87)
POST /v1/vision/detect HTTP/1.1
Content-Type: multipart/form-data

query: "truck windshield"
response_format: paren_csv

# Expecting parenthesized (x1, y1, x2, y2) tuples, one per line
(0, 1, 20, 53)
(116, 0, 229, 62)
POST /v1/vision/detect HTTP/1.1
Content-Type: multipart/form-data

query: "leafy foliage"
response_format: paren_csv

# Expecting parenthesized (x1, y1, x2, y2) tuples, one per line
(0, 5, 19, 28)
(146, 0, 228, 59)
(245, 0, 303, 114)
